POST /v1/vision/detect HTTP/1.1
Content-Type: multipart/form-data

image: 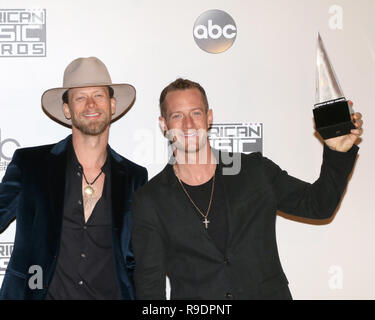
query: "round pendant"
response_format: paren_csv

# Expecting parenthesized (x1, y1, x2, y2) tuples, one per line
(84, 185, 94, 196)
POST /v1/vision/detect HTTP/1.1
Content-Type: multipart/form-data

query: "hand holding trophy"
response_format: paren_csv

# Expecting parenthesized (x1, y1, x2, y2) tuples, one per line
(314, 33, 363, 152)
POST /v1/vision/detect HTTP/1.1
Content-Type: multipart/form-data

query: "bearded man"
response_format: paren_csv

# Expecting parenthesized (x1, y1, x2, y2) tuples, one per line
(0, 57, 147, 300)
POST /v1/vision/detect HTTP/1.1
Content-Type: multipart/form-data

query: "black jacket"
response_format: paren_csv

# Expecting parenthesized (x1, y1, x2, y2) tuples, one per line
(131, 145, 358, 300)
(0, 135, 148, 299)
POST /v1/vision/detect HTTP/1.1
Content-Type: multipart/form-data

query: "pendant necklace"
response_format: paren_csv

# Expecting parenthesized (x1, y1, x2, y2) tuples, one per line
(174, 166, 215, 229)
(82, 169, 103, 196)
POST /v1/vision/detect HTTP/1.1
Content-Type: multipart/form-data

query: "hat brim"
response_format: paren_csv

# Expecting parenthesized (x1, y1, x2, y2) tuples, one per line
(41, 83, 136, 128)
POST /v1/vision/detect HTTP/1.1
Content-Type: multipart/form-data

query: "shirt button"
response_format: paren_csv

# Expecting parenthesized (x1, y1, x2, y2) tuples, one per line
(77, 172, 81, 177)
(81, 253, 86, 258)
(226, 292, 233, 299)
(83, 226, 87, 230)
(78, 280, 83, 286)
(78, 200, 82, 205)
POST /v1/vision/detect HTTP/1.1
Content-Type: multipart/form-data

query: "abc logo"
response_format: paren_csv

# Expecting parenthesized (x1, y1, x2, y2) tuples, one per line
(193, 9, 237, 54)
(0, 130, 20, 161)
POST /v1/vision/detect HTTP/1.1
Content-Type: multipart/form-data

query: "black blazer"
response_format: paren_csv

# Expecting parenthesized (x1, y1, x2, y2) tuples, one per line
(0, 135, 148, 300)
(131, 145, 358, 300)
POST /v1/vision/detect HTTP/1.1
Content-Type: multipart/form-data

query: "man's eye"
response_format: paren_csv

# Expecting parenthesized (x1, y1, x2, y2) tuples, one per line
(76, 96, 85, 101)
(172, 114, 182, 119)
(95, 94, 104, 98)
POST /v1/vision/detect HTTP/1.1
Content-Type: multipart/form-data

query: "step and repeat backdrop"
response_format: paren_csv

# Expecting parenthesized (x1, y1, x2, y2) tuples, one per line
(0, 0, 374, 299)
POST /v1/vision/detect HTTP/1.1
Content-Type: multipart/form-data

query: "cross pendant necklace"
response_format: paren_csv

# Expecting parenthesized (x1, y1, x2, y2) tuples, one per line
(174, 165, 215, 230)
(203, 217, 210, 229)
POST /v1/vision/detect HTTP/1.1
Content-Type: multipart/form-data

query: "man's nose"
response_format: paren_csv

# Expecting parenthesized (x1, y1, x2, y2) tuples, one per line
(184, 115, 194, 129)
(86, 96, 96, 108)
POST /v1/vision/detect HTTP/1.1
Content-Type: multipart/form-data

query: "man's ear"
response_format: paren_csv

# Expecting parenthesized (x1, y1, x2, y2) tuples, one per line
(207, 109, 213, 128)
(63, 103, 71, 120)
(111, 97, 116, 115)
(159, 116, 168, 136)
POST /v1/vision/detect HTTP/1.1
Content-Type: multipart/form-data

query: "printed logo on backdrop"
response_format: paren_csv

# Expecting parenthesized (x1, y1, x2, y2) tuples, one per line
(0, 242, 13, 276)
(209, 123, 263, 154)
(0, 9, 46, 57)
(193, 9, 237, 54)
(0, 129, 20, 172)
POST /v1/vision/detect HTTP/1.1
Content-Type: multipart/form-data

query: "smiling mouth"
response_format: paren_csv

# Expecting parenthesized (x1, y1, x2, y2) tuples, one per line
(184, 132, 197, 137)
(84, 112, 101, 118)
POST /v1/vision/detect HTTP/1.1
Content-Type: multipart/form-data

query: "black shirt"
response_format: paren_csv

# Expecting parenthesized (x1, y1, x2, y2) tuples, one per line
(181, 168, 228, 255)
(46, 141, 121, 300)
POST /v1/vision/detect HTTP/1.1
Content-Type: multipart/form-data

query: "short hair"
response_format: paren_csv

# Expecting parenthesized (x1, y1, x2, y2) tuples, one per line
(62, 86, 114, 104)
(159, 78, 209, 118)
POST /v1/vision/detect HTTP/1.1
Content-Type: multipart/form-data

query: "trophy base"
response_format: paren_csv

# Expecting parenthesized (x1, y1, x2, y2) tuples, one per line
(313, 98, 355, 139)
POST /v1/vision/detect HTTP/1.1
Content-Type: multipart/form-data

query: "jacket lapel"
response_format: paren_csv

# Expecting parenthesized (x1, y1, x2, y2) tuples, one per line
(110, 151, 128, 230)
(217, 151, 245, 253)
(216, 163, 234, 254)
(46, 136, 69, 242)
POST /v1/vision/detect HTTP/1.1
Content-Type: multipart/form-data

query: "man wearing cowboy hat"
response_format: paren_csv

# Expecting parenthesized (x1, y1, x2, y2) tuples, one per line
(0, 57, 147, 300)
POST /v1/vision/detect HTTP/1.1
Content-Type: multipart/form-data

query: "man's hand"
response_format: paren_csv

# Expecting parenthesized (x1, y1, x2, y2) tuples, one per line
(324, 100, 363, 152)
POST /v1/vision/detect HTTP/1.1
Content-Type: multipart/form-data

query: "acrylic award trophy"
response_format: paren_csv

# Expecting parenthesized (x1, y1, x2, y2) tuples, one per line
(313, 33, 355, 139)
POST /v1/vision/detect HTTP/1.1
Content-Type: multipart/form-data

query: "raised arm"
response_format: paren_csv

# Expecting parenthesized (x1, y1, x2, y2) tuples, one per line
(262, 143, 358, 219)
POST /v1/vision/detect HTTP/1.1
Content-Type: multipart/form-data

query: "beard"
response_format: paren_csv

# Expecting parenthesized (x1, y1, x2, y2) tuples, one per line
(71, 110, 111, 136)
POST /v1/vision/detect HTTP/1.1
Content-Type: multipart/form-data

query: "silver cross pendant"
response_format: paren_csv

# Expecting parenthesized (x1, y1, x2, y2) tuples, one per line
(203, 218, 210, 229)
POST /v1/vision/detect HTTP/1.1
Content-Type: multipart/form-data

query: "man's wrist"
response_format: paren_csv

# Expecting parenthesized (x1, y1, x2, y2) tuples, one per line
(324, 143, 359, 157)
(325, 142, 353, 153)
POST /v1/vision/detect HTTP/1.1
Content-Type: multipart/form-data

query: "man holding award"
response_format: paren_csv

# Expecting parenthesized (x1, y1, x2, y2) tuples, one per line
(131, 35, 363, 300)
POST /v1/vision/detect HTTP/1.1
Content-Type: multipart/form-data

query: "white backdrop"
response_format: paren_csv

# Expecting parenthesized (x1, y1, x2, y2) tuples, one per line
(0, 0, 374, 299)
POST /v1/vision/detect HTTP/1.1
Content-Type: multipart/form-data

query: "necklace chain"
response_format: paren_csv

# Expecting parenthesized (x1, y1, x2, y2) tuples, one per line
(82, 169, 103, 197)
(82, 169, 103, 186)
(174, 166, 215, 229)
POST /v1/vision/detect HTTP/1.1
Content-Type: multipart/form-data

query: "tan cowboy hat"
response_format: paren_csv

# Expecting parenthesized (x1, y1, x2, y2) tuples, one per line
(41, 57, 136, 127)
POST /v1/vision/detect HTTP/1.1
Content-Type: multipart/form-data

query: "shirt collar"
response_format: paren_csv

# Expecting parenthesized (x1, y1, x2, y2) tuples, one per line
(67, 138, 111, 175)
